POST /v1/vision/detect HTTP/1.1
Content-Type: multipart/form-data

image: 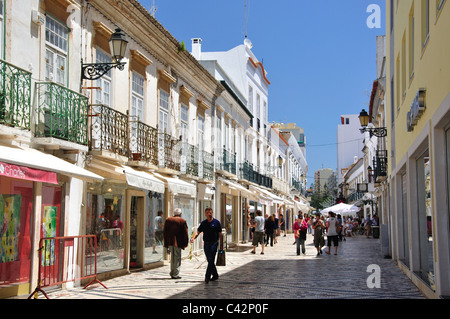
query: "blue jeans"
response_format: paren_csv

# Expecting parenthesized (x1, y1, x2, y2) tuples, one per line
(296, 238, 306, 255)
(204, 241, 219, 280)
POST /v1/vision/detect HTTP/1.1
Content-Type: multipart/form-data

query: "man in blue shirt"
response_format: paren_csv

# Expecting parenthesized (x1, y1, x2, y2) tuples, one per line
(191, 208, 223, 283)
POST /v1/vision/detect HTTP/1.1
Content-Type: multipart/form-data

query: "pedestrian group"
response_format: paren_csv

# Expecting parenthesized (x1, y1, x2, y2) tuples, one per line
(162, 206, 375, 284)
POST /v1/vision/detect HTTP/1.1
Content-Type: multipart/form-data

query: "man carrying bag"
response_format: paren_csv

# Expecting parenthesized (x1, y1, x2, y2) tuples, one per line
(191, 208, 223, 283)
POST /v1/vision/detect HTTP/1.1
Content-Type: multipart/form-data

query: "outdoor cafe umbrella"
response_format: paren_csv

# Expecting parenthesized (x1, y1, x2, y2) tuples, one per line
(320, 203, 360, 216)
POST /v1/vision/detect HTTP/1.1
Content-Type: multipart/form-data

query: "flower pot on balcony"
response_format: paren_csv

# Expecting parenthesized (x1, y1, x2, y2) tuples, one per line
(132, 153, 142, 161)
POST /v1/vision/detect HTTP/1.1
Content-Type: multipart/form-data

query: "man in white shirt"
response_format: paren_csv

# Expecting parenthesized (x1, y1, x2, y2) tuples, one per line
(325, 211, 340, 255)
(251, 210, 265, 255)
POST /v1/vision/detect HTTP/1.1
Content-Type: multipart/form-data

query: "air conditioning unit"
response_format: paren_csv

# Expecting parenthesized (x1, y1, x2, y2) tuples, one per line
(32, 10, 45, 25)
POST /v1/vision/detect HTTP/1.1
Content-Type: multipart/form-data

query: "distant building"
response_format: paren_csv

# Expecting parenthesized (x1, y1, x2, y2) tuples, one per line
(336, 114, 364, 184)
(314, 168, 334, 195)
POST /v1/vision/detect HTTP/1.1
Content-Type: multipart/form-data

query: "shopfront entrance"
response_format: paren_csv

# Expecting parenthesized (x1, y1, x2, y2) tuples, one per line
(127, 191, 145, 268)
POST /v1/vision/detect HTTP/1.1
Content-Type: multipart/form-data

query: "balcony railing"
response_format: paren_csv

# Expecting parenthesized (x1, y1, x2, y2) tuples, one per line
(216, 147, 236, 175)
(347, 191, 364, 203)
(35, 82, 88, 145)
(158, 132, 181, 171)
(373, 150, 388, 183)
(180, 142, 199, 177)
(129, 116, 158, 165)
(89, 104, 129, 157)
(0, 60, 32, 130)
(200, 150, 214, 181)
(239, 160, 272, 188)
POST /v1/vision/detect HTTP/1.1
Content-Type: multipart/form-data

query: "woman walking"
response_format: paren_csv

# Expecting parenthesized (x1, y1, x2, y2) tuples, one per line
(293, 215, 308, 255)
(312, 213, 325, 256)
(265, 215, 276, 247)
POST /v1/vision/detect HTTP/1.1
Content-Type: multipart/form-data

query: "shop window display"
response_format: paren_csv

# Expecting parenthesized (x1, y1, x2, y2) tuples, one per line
(174, 196, 194, 258)
(144, 191, 164, 264)
(86, 183, 125, 273)
(416, 152, 434, 290)
(0, 177, 33, 286)
(40, 185, 62, 284)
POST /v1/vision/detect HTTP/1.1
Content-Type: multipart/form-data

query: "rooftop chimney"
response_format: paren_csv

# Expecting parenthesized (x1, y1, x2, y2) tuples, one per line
(191, 38, 202, 60)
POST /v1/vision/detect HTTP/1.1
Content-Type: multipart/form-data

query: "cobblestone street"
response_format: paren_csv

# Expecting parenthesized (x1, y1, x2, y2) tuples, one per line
(37, 233, 424, 300)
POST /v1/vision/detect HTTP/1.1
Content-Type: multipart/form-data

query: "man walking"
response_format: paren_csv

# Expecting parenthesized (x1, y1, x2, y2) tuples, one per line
(191, 208, 223, 283)
(163, 208, 189, 279)
(251, 210, 265, 255)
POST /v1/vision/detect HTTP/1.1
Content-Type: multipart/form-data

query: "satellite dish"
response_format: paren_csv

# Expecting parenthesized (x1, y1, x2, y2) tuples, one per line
(244, 37, 253, 49)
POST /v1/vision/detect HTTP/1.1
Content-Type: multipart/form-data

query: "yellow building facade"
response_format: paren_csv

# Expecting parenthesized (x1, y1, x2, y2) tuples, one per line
(386, 0, 450, 298)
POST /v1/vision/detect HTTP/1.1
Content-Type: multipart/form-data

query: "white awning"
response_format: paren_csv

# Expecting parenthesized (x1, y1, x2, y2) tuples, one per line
(198, 183, 214, 200)
(153, 172, 196, 197)
(123, 166, 165, 194)
(0, 145, 103, 182)
(219, 178, 255, 197)
(255, 186, 285, 205)
(250, 185, 284, 205)
(284, 199, 295, 207)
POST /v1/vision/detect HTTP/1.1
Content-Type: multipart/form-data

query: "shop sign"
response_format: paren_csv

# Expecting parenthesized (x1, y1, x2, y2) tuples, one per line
(407, 89, 426, 132)
(0, 161, 58, 184)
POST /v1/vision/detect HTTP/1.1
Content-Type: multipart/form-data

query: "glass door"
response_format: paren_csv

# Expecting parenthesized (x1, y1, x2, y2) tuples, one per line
(129, 195, 144, 268)
(416, 151, 435, 289)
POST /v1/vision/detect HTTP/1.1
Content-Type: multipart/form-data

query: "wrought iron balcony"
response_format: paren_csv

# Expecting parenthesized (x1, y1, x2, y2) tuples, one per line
(373, 150, 388, 183)
(180, 142, 199, 177)
(0, 60, 32, 130)
(239, 160, 272, 188)
(347, 191, 364, 203)
(239, 160, 251, 181)
(35, 82, 88, 145)
(291, 177, 301, 192)
(129, 116, 158, 165)
(200, 150, 214, 181)
(158, 132, 181, 171)
(216, 147, 236, 175)
(89, 104, 129, 157)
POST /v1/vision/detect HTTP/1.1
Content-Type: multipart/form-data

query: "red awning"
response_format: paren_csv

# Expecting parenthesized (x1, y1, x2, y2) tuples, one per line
(0, 161, 58, 184)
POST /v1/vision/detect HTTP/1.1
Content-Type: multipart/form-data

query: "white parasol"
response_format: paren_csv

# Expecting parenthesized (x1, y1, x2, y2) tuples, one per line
(320, 203, 360, 216)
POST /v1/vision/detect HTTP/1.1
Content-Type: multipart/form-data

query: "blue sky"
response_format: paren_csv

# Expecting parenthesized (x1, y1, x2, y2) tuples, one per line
(138, 0, 386, 187)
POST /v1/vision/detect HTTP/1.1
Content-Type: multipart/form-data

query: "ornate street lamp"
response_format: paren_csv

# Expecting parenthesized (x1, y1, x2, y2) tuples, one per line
(359, 109, 387, 137)
(277, 155, 283, 168)
(81, 28, 128, 80)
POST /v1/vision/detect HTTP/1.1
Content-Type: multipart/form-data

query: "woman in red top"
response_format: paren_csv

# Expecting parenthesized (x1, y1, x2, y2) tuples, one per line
(293, 215, 308, 255)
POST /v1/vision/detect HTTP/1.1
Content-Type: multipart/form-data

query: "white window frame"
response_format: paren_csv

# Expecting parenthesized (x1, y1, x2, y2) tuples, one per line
(159, 89, 170, 133)
(45, 15, 68, 86)
(216, 115, 222, 149)
(197, 114, 205, 152)
(131, 72, 145, 121)
(180, 103, 189, 142)
(95, 49, 112, 106)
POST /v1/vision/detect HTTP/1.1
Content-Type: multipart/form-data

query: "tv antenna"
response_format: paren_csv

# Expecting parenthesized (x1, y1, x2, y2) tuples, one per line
(244, 0, 253, 48)
(150, 0, 157, 17)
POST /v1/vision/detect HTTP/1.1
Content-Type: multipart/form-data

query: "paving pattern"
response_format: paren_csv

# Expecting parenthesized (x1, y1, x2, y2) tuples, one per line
(30, 233, 424, 300)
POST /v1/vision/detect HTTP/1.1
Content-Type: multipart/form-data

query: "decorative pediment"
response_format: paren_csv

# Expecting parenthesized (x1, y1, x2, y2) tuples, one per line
(196, 99, 210, 111)
(179, 85, 194, 99)
(159, 70, 176, 84)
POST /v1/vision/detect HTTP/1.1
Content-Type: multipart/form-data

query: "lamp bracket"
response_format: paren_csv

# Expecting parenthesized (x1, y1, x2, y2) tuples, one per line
(82, 61, 126, 80)
(359, 127, 387, 138)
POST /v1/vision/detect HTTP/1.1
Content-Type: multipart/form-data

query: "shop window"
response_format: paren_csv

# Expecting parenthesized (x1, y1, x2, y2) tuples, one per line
(416, 151, 435, 290)
(400, 172, 410, 268)
(86, 183, 125, 274)
(0, 177, 34, 286)
(144, 191, 164, 264)
(39, 185, 62, 285)
(173, 196, 194, 258)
